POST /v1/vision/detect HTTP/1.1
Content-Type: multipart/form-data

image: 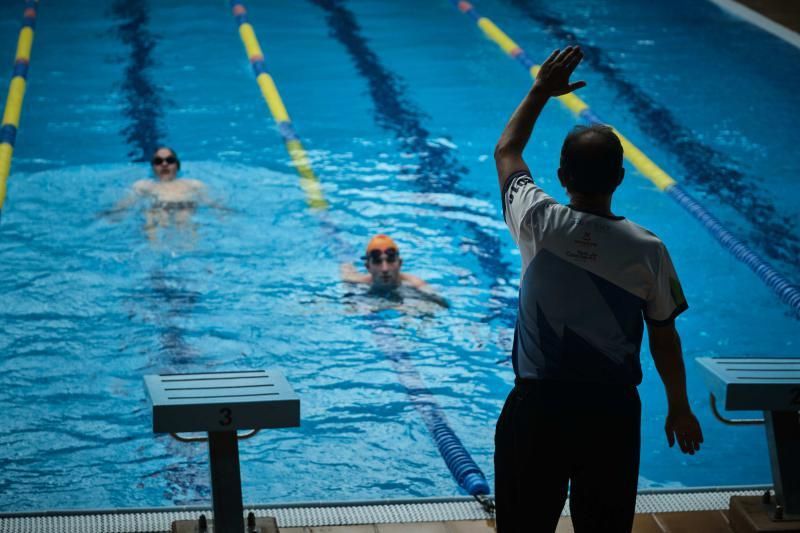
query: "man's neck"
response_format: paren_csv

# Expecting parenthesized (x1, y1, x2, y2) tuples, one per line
(568, 193, 614, 217)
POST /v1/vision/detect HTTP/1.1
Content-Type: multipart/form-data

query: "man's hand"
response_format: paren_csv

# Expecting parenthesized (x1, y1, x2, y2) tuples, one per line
(494, 45, 587, 189)
(665, 408, 703, 455)
(647, 320, 703, 455)
(533, 46, 586, 97)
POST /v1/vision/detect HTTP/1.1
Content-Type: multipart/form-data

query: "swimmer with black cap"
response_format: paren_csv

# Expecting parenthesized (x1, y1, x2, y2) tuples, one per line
(103, 146, 227, 240)
(341, 234, 448, 307)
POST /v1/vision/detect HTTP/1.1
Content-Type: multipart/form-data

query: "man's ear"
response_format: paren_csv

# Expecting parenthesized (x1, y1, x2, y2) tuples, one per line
(557, 167, 568, 188)
(617, 166, 625, 187)
(398, 258, 403, 269)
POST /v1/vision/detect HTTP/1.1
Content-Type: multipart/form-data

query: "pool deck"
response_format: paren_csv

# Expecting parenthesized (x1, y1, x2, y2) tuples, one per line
(733, 0, 800, 33)
(279, 511, 734, 532)
(712, 0, 800, 48)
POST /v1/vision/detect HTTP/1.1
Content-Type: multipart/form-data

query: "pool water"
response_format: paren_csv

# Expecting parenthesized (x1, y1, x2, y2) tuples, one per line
(0, 0, 798, 511)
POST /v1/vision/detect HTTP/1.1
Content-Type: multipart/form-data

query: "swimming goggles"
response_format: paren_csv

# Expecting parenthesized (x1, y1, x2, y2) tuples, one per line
(152, 156, 178, 166)
(364, 248, 398, 264)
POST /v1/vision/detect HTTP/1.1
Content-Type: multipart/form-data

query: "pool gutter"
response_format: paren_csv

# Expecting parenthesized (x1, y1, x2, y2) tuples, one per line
(0, 485, 770, 532)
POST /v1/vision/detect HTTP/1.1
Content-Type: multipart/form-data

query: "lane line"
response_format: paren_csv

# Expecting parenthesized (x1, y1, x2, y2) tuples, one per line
(503, 0, 799, 271)
(230, 1, 327, 210)
(0, 0, 38, 217)
(450, 0, 800, 316)
(228, 1, 491, 495)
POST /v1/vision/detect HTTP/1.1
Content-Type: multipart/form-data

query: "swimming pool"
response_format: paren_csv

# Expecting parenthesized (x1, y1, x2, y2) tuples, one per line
(0, 0, 798, 512)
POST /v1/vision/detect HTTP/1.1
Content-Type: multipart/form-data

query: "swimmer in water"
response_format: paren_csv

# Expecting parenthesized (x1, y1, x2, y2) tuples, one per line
(341, 234, 449, 308)
(103, 147, 226, 240)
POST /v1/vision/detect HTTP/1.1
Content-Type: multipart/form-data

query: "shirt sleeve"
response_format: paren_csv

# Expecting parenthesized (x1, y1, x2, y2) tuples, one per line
(501, 170, 557, 244)
(644, 243, 689, 325)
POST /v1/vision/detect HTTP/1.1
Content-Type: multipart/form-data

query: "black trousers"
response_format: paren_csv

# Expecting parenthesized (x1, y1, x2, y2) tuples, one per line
(495, 379, 641, 533)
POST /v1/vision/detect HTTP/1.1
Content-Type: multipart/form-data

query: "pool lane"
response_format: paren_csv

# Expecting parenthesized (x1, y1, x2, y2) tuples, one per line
(307, 0, 518, 326)
(228, 0, 491, 498)
(503, 0, 800, 273)
(450, 0, 800, 317)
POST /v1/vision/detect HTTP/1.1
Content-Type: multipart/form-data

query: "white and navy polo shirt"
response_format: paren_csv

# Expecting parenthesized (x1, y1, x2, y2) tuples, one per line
(503, 171, 688, 385)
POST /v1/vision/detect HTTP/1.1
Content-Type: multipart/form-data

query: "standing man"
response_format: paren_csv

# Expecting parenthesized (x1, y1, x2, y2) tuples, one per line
(493, 46, 703, 532)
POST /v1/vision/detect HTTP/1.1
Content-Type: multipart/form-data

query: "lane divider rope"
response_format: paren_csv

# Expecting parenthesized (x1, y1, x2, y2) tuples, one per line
(230, 1, 327, 209)
(450, 0, 800, 316)
(0, 0, 38, 217)
(383, 344, 491, 495)
(227, 1, 491, 496)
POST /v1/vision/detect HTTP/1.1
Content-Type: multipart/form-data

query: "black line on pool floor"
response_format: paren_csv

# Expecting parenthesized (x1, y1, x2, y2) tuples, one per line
(110, 0, 166, 162)
(108, 2, 202, 370)
(307, 0, 517, 326)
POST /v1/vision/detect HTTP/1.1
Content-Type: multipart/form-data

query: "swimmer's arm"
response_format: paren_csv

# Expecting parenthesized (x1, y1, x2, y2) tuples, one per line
(495, 46, 585, 191)
(340, 263, 371, 284)
(193, 181, 234, 213)
(99, 180, 149, 218)
(401, 273, 450, 308)
(648, 320, 703, 455)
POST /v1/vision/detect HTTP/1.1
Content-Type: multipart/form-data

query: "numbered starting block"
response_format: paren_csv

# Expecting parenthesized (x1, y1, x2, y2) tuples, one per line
(145, 370, 300, 533)
(697, 357, 800, 531)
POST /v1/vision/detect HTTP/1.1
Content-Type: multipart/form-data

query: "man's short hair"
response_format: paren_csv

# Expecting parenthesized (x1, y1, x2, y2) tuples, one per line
(559, 125, 623, 194)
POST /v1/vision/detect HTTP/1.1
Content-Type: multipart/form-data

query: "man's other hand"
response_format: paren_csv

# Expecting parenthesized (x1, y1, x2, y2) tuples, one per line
(533, 46, 586, 97)
(665, 408, 703, 455)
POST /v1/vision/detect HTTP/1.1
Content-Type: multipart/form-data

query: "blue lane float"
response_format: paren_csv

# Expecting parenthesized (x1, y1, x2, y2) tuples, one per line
(668, 185, 800, 313)
(382, 347, 490, 495)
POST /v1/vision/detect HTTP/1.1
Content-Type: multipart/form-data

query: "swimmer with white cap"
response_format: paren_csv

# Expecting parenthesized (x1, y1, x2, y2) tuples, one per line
(341, 234, 448, 307)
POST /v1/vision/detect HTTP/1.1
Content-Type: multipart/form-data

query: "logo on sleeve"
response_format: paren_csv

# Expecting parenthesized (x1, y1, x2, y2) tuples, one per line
(507, 176, 532, 205)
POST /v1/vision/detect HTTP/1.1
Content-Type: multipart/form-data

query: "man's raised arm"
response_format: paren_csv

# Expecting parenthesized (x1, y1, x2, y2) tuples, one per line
(494, 46, 586, 191)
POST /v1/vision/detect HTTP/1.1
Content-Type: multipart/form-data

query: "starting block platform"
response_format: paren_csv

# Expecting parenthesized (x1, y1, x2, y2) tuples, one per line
(145, 369, 299, 433)
(697, 357, 800, 411)
(145, 369, 299, 533)
(698, 357, 800, 530)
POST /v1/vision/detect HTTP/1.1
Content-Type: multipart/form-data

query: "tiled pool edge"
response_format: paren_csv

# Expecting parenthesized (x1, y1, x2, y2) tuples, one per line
(0, 486, 769, 532)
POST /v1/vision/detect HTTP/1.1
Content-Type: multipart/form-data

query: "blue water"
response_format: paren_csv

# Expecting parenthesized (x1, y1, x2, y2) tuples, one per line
(1, 0, 798, 512)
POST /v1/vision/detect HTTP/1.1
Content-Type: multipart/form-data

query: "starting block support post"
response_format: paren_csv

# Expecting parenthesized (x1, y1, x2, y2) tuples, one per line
(145, 369, 300, 532)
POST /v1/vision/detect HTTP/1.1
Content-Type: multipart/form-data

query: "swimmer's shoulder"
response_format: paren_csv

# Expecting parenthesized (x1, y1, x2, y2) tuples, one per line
(401, 273, 449, 308)
(400, 272, 426, 289)
(180, 178, 206, 190)
(133, 179, 154, 194)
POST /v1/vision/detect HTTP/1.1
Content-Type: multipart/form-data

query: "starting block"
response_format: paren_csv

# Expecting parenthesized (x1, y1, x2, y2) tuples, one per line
(145, 369, 300, 533)
(697, 357, 800, 531)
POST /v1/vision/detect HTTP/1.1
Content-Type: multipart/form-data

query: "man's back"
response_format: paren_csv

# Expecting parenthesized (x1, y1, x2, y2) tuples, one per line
(490, 45, 702, 533)
(504, 171, 687, 384)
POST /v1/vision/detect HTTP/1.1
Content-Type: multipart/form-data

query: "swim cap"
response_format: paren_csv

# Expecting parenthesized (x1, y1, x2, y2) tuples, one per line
(366, 234, 398, 254)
